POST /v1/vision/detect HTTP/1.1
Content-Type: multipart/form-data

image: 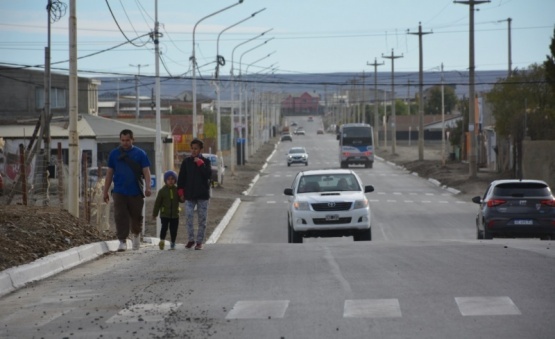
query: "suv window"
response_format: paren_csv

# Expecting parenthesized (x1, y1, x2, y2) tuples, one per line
(493, 183, 551, 197)
(289, 148, 306, 154)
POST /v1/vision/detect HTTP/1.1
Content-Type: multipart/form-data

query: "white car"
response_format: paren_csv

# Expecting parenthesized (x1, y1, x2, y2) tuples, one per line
(287, 147, 309, 166)
(283, 169, 374, 243)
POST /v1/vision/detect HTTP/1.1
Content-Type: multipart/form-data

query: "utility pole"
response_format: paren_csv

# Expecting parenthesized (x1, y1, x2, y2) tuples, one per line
(153, 0, 163, 236)
(408, 22, 432, 161)
(441, 63, 446, 167)
(68, 0, 79, 217)
(455, 0, 489, 178)
(130, 63, 149, 121)
(382, 49, 403, 155)
(407, 79, 412, 146)
(498, 17, 512, 78)
(367, 58, 384, 147)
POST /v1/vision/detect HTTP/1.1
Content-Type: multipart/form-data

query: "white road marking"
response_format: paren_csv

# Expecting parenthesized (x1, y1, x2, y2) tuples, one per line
(344, 299, 402, 318)
(455, 297, 521, 316)
(226, 300, 289, 319)
(106, 302, 182, 323)
(267, 201, 277, 204)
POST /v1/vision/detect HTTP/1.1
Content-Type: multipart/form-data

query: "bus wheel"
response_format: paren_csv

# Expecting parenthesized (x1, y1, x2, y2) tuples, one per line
(365, 161, 373, 169)
(340, 161, 347, 168)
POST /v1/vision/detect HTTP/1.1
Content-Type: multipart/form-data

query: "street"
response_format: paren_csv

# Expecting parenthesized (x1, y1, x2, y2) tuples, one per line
(1, 118, 554, 338)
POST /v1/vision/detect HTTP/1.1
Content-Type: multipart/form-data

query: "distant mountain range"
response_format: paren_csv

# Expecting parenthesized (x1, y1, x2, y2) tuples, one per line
(96, 70, 508, 101)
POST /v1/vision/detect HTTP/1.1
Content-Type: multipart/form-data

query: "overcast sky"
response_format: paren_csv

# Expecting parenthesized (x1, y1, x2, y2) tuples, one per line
(1, 0, 554, 78)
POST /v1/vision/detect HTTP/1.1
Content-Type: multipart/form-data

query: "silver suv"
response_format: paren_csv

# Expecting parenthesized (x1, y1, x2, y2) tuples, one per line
(287, 147, 308, 166)
(283, 169, 374, 243)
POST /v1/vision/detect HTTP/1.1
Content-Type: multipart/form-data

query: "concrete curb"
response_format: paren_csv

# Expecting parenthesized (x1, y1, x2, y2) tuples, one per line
(0, 143, 278, 297)
(206, 198, 241, 244)
(210, 143, 278, 242)
(380, 156, 461, 195)
(0, 240, 120, 298)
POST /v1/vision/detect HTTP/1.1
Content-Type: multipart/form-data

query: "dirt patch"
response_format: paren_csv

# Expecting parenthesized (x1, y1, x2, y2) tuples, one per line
(1, 140, 512, 272)
(0, 139, 278, 271)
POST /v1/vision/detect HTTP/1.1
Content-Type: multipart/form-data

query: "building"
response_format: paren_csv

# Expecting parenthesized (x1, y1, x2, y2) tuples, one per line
(0, 66, 100, 119)
(281, 92, 320, 115)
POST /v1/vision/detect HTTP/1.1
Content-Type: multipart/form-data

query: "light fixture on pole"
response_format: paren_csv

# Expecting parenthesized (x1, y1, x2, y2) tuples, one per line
(229, 28, 273, 172)
(191, 0, 244, 138)
(215, 8, 266, 184)
(245, 53, 276, 155)
(238, 37, 275, 163)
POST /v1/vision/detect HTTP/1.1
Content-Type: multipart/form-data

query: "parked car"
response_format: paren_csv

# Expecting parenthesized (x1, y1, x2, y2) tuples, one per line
(290, 121, 298, 127)
(294, 128, 305, 135)
(280, 133, 293, 142)
(283, 169, 374, 243)
(203, 153, 225, 187)
(287, 147, 309, 167)
(308, 116, 314, 122)
(471, 179, 555, 240)
(317, 129, 324, 135)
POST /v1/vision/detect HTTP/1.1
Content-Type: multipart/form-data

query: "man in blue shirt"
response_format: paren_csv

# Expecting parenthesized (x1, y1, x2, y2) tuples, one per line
(103, 129, 152, 251)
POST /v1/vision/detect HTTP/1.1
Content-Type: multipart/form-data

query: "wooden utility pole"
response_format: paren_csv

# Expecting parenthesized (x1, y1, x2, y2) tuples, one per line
(367, 58, 384, 147)
(382, 49, 403, 155)
(455, 0, 490, 178)
(408, 22, 432, 161)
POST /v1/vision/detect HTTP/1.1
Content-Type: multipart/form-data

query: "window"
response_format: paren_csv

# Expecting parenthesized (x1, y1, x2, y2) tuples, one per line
(36, 87, 67, 109)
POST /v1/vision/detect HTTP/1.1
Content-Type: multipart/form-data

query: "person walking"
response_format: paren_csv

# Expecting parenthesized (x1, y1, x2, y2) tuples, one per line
(103, 129, 152, 252)
(152, 170, 182, 250)
(177, 138, 212, 250)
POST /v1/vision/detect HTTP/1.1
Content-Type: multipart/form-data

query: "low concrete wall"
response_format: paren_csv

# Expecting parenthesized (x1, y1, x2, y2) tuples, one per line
(522, 140, 555, 189)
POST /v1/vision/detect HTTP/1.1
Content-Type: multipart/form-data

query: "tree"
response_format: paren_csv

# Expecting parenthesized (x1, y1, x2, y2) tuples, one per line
(544, 27, 555, 95)
(487, 64, 555, 141)
(424, 85, 458, 115)
(486, 64, 555, 177)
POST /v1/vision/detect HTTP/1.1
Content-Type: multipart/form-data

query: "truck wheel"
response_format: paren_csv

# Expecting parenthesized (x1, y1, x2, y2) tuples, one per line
(292, 227, 303, 243)
(354, 229, 371, 241)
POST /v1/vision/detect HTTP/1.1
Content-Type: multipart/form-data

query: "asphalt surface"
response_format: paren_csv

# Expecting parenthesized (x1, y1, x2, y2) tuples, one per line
(1, 118, 554, 338)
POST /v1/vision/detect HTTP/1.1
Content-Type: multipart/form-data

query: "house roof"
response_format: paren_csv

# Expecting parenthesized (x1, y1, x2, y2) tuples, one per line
(0, 114, 170, 142)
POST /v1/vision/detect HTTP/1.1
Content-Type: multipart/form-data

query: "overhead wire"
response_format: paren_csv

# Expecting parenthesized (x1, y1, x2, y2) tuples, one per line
(105, 0, 150, 48)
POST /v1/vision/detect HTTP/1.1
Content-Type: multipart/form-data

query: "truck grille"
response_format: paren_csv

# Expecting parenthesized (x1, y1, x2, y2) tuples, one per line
(312, 202, 352, 211)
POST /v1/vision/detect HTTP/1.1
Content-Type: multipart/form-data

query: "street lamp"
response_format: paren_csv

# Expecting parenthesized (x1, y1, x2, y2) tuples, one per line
(229, 28, 273, 172)
(215, 8, 265, 184)
(238, 37, 275, 163)
(191, 0, 244, 138)
(244, 50, 276, 157)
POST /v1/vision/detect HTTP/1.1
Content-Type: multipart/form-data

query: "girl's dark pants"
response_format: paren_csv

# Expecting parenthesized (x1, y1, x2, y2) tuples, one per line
(160, 217, 179, 243)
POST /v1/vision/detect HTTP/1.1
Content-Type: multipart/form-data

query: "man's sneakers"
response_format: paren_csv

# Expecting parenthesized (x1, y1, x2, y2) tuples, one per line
(194, 243, 204, 250)
(117, 240, 127, 252)
(185, 241, 195, 249)
(132, 233, 141, 250)
(170, 242, 176, 250)
(159, 240, 165, 250)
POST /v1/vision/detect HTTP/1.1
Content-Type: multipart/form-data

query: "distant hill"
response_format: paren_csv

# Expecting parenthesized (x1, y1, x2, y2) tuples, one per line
(96, 70, 508, 101)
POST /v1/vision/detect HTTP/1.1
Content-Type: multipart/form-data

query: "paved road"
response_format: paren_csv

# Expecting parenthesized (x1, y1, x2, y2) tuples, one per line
(1, 117, 554, 338)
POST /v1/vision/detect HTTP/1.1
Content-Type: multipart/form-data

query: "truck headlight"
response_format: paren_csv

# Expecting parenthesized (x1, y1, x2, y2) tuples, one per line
(294, 201, 310, 210)
(353, 199, 368, 209)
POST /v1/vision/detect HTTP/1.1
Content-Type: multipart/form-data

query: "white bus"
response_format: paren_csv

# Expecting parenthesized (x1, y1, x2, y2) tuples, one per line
(337, 123, 375, 168)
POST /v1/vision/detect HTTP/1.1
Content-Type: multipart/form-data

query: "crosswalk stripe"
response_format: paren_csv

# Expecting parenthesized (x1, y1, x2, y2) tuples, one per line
(455, 297, 521, 316)
(344, 299, 402, 318)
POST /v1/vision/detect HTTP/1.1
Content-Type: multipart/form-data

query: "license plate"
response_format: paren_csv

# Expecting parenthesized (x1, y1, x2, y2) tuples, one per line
(325, 214, 339, 221)
(514, 219, 533, 225)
